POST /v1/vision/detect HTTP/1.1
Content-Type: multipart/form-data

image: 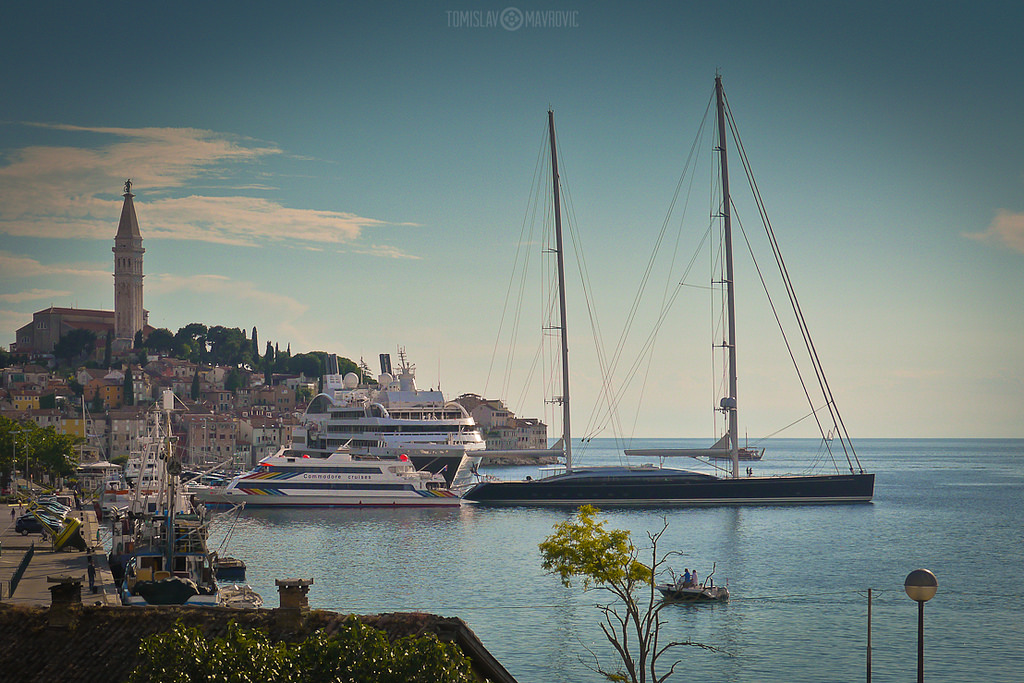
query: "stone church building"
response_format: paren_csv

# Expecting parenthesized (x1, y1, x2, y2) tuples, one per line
(13, 180, 150, 355)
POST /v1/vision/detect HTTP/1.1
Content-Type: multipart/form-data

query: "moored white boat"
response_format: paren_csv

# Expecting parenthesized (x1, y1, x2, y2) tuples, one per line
(295, 350, 484, 489)
(196, 445, 460, 508)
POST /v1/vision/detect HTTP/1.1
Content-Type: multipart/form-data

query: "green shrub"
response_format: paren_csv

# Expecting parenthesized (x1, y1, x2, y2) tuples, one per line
(129, 617, 475, 683)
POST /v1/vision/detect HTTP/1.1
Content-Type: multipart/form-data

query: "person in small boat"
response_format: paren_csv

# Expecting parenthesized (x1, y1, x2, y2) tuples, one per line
(691, 570, 699, 588)
(680, 568, 691, 589)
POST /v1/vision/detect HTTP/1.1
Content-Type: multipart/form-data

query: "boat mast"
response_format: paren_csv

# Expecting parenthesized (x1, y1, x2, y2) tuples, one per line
(548, 109, 573, 471)
(715, 76, 740, 479)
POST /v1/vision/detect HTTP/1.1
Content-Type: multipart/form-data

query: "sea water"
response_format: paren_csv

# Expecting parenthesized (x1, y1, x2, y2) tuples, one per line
(207, 439, 1024, 682)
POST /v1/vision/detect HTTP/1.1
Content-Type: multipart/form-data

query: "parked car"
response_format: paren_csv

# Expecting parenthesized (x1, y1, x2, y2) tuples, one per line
(33, 502, 69, 518)
(15, 514, 46, 536)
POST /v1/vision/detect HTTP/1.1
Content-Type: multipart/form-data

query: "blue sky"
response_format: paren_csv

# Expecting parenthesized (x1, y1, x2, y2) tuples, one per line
(1, 1, 1021, 438)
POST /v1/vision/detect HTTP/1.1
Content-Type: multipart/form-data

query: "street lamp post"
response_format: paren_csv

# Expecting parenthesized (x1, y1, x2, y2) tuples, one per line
(904, 569, 938, 683)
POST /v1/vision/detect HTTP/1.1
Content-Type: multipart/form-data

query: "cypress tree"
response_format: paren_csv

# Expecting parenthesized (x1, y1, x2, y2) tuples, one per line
(123, 365, 134, 406)
(103, 330, 113, 368)
(190, 370, 201, 401)
(251, 327, 258, 359)
(264, 341, 274, 386)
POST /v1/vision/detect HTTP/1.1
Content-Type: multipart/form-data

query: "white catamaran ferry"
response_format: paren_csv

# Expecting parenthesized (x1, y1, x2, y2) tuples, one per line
(293, 350, 484, 489)
(196, 446, 460, 508)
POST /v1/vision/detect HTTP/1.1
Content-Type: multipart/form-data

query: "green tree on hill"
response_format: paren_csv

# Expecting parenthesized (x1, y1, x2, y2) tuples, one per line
(144, 328, 175, 354)
(175, 323, 208, 362)
(264, 341, 274, 385)
(53, 328, 97, 364)
(123, 365, 134, 406)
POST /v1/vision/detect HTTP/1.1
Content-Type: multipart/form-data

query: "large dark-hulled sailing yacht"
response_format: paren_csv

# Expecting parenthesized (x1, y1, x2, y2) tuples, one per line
(463, 79, 874, 506)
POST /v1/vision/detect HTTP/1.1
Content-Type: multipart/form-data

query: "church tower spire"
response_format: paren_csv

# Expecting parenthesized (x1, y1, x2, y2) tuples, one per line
(113, 179, 145, 343)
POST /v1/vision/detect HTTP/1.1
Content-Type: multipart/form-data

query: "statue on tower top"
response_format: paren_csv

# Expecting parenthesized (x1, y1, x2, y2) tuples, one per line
(124, 178, 132, 194)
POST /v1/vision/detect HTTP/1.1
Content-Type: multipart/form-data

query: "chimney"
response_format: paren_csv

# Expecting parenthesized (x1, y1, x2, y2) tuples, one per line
(47, 575, 83, 629)
(275, 578, 313, 630)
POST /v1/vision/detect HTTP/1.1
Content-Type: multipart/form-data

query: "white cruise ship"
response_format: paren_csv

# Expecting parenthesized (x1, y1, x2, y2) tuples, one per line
(292, 351, 484, 489)
(196, 446, 460, 508)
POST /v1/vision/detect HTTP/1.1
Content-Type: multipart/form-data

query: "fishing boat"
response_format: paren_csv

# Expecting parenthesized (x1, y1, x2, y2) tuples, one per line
(196, 445, 461, 508)
(655, 583, 730, 603)
(463, 80, 874, 506)
(109, 391, 220, 606)
(294, 350, 484, 488)
(657, 564, 729, 602)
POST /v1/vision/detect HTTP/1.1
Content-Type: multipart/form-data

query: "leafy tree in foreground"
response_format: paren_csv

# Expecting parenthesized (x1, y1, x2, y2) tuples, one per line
(129, 618, 475, 683)
(0, 418, 81, 487)
(539, 505, 721, 683)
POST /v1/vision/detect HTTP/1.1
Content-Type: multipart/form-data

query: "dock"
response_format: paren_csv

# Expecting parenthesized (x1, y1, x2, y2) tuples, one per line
(1, 504, 120, 606)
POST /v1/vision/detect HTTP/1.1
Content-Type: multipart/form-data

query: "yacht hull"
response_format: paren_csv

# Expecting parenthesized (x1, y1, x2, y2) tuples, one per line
(198, 489, 461, 508)
(463, 472, 874, 506)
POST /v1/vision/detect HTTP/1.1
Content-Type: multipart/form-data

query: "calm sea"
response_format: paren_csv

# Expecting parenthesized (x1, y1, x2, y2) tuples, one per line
(206, 438, 1024, 683)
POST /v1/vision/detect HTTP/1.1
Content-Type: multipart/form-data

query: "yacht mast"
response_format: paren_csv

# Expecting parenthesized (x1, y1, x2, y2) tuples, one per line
(548, 110, 573, 471)
(715, 76, 741, 479)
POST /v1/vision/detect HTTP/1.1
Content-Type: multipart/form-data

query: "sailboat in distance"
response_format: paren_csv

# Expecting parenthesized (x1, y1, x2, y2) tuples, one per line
(462, 79, 874, 506)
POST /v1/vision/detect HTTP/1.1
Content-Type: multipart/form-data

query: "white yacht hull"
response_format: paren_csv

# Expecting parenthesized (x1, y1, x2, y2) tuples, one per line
(197, 488, 460, 508)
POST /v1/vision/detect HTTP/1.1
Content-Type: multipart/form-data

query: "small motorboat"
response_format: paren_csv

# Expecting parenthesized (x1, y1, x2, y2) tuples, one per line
(656, 583, 730, 602)
(214, 555, 247, 582)
(217, 584, 264, 609)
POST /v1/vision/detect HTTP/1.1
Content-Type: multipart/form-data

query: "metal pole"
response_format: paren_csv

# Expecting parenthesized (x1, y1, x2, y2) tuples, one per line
(547, 109, 572, 471)
(917, 600, 925, 683)
(866, 588, 872, 683)
(715, 75, 740, 479)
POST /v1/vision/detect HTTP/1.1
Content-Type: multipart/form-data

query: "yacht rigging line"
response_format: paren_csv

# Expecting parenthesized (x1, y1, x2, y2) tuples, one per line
(580, 93, 716, 447)
(486, 125, 548, 404)
(722, 92, 862, 473)
(585, 104, 720, 446)
(554, 136, 623, 456)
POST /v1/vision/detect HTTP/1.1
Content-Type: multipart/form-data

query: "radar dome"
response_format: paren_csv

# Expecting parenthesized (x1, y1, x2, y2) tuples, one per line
(343, 372, 360, 389)
(379, 372, 394, 386)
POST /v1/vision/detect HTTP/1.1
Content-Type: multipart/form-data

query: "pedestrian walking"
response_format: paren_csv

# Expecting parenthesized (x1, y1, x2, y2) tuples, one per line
(87, 556, 97, 593)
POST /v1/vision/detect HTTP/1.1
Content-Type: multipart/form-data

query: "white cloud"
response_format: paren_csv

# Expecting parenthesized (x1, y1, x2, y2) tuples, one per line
(0, 123, 409, 251)
(0, 309, 30, 336)
(964, 210, 1024, 254)
(0, 251, 109, 280)
(0, 288, 72, 303)
(141, 195, 385, 247)
(147, 273, 309, 315)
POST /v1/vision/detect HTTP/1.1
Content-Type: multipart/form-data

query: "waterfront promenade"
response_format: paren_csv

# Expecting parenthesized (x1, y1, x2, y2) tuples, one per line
(0, 504, 119, 606)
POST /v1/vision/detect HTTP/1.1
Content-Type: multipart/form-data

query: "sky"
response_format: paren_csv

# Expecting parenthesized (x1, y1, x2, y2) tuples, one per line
(1, 1, 1021, 439)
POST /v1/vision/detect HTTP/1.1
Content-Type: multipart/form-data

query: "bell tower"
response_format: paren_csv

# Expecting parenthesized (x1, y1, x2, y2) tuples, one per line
(113, 179, 145, 343)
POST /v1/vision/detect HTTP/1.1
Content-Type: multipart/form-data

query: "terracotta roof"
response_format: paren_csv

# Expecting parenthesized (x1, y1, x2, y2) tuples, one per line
(39, 307, 114, 318)
(0, 604, 517, 683)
